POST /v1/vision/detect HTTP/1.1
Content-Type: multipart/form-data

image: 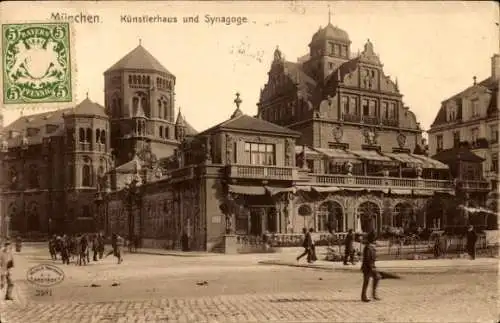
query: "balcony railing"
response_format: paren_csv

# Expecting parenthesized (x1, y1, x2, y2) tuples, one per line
(457, 180, 491, 191)
(313, 174, 454, 191)
(227, 165, 297, 181)
(342, 114, 361, 123)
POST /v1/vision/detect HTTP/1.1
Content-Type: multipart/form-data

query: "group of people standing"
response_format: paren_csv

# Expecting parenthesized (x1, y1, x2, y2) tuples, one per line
(49, 232, 125, 265)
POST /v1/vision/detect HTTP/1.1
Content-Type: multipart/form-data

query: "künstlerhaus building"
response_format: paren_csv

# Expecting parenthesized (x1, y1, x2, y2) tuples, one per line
(1, 20, 492, 252)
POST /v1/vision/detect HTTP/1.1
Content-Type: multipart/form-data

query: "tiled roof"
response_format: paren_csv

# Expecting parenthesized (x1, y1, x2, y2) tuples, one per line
(2, 108, 71, 147)
(65, 98, 107, 117)
(105, 45, 173, 75)
(199, 113, 301, 137)
(432, 146, 485, 163)
(432, 76, 498, 126)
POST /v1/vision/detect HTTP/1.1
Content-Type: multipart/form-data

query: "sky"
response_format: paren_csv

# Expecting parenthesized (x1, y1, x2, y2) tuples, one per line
(1, 1, 498, 135)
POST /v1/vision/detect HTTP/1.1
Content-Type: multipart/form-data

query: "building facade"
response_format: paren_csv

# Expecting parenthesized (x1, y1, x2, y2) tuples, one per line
(428, 54, 499, 212)
(428, 55, 499, 186)
(1, 23, 491, 251)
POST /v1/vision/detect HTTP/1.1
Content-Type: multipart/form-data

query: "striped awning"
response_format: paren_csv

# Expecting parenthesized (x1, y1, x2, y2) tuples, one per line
(265, 186, 295, 196)
(409, 154, 449, 170)
(295, 185, 312, 192)
(312, 186, 342, 193)
(313, 148, 361, 163)
(228, 185, 266, 195)
(384, 152, 425, 168)
(295, 145, 321, 156)
(351, 150, 396, 165)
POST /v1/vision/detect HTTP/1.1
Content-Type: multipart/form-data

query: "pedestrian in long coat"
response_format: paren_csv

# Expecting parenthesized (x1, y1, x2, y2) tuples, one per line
(361, 231, 381, 302)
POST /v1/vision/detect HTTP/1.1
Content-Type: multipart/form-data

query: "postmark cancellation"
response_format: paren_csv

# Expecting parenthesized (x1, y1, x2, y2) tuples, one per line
(1, 21, 78, 109)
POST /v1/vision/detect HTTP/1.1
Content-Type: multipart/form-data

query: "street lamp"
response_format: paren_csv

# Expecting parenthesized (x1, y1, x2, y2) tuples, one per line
(122, 176, 142, 244)
(1, 137, 9, 239)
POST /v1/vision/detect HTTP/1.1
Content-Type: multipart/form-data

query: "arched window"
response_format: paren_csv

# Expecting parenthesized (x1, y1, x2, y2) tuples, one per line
(141, 96, 148, 116)
(100, 130, 106, 144)
(146, 76, 150, 84)
(82, 160, 92, 187)
(159, 126, 163, 138)
(128, 75, 132, 84)
(393, 203, 415, 230)
(8, 203, 19, 232)
(79, 128, 85, 142)
(96, 129, 100, 143)
(142, 75, 147, 84)
(163, 100, 169, 120)
(318, 201, 344, 232)
(9, 167, 18, 190)
(86, 128, 92, 143)
(157, 100, 163, 118)
(165, 127, 170, 139)
(132, 97, 139, 116)
(27, 202, 40, 232)
(357, 201, 380, 233)
(28, 164, 39, 188)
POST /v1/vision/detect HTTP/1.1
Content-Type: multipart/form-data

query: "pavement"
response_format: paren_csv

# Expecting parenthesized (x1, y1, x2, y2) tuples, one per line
(0, 245, 498, 323)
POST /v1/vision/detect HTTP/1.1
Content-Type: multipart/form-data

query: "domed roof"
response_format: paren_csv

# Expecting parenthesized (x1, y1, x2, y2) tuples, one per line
(65, 98, 107, 117)
(311, 23, 350, 43)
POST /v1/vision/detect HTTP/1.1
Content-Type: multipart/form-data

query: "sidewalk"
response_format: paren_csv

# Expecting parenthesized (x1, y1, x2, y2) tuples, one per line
(259, 256, 499, 274)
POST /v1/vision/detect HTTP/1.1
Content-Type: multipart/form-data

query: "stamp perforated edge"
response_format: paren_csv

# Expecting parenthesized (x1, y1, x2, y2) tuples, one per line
(0, 20, 78, 112)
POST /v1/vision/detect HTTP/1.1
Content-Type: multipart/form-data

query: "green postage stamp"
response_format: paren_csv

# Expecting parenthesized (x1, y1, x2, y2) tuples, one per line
(2, 22, 76, 106)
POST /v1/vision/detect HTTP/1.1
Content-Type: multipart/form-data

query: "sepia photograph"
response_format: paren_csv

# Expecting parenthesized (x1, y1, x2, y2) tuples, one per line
(0, 1, 498, 322)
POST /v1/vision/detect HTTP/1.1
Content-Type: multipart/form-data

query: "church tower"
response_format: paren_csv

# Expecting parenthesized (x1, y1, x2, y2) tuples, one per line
(303, 8, 352, 83)
(103, 40, 179, 166)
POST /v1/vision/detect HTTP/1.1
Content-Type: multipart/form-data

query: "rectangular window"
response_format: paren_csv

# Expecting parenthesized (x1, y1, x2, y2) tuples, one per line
(452, 131, 460, 147)
(382, 102, 388, 119)
(369, 100, 377, 116)
(490, 125, 499, 143)
(341, 45, 347, 57)
(470, 127, 479, 143)
(341, 97, 349, 115)
(436, 135, 444, 152)
(244, 143, 275, 166)
(471, 99, 479, 117)
(388, 103, 396, 118)
(362, 99, 369, 116)
(349, 97, 357, 114)
(492, 157, 498, 173)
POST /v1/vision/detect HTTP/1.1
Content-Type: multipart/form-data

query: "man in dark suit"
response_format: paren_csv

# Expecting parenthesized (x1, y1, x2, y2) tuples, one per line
(361, 231, 381, 302)
(344, 229, 355, 265)
(466, 225, 478, 260)
(296, 228, 312, 262)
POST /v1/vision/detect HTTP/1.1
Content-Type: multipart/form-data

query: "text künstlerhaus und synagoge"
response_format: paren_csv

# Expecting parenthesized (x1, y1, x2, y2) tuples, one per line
(0, 18, 498, 252)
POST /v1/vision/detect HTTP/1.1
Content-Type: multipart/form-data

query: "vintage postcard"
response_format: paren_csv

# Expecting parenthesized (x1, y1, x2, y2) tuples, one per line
(0, 1, 498, 323)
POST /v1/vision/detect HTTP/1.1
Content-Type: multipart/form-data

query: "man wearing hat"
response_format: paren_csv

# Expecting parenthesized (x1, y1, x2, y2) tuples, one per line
(0, 241, 14, 300)
(361, 231, 381, 302)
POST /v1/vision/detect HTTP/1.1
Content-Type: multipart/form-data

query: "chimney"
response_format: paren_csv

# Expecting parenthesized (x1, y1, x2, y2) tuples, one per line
(492, 54, 500, 79)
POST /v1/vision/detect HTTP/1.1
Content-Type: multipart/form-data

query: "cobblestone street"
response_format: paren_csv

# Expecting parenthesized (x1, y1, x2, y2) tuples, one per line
(0, 246, 498, 323)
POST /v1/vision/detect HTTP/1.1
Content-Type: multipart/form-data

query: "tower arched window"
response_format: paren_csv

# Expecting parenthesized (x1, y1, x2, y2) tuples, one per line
(142, 75, 147, 84)
(128, 75, 132, 84)
(146, 76, 150, 84)
(132, 97, 139, 116)
(82, 158, 92, 187)
(163, 100, 169, 120)
(157, 99, 163, 118)
(165, 127, 170, 139)
(79, 128, 85, 142)
(141, 96, 148, 116)
(86, 128, 92, 143)
(159, 126, 163, 138)
(100, 130, 106, 144)
(96, 129, 100, 143)
(28, 164, 40, 189)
